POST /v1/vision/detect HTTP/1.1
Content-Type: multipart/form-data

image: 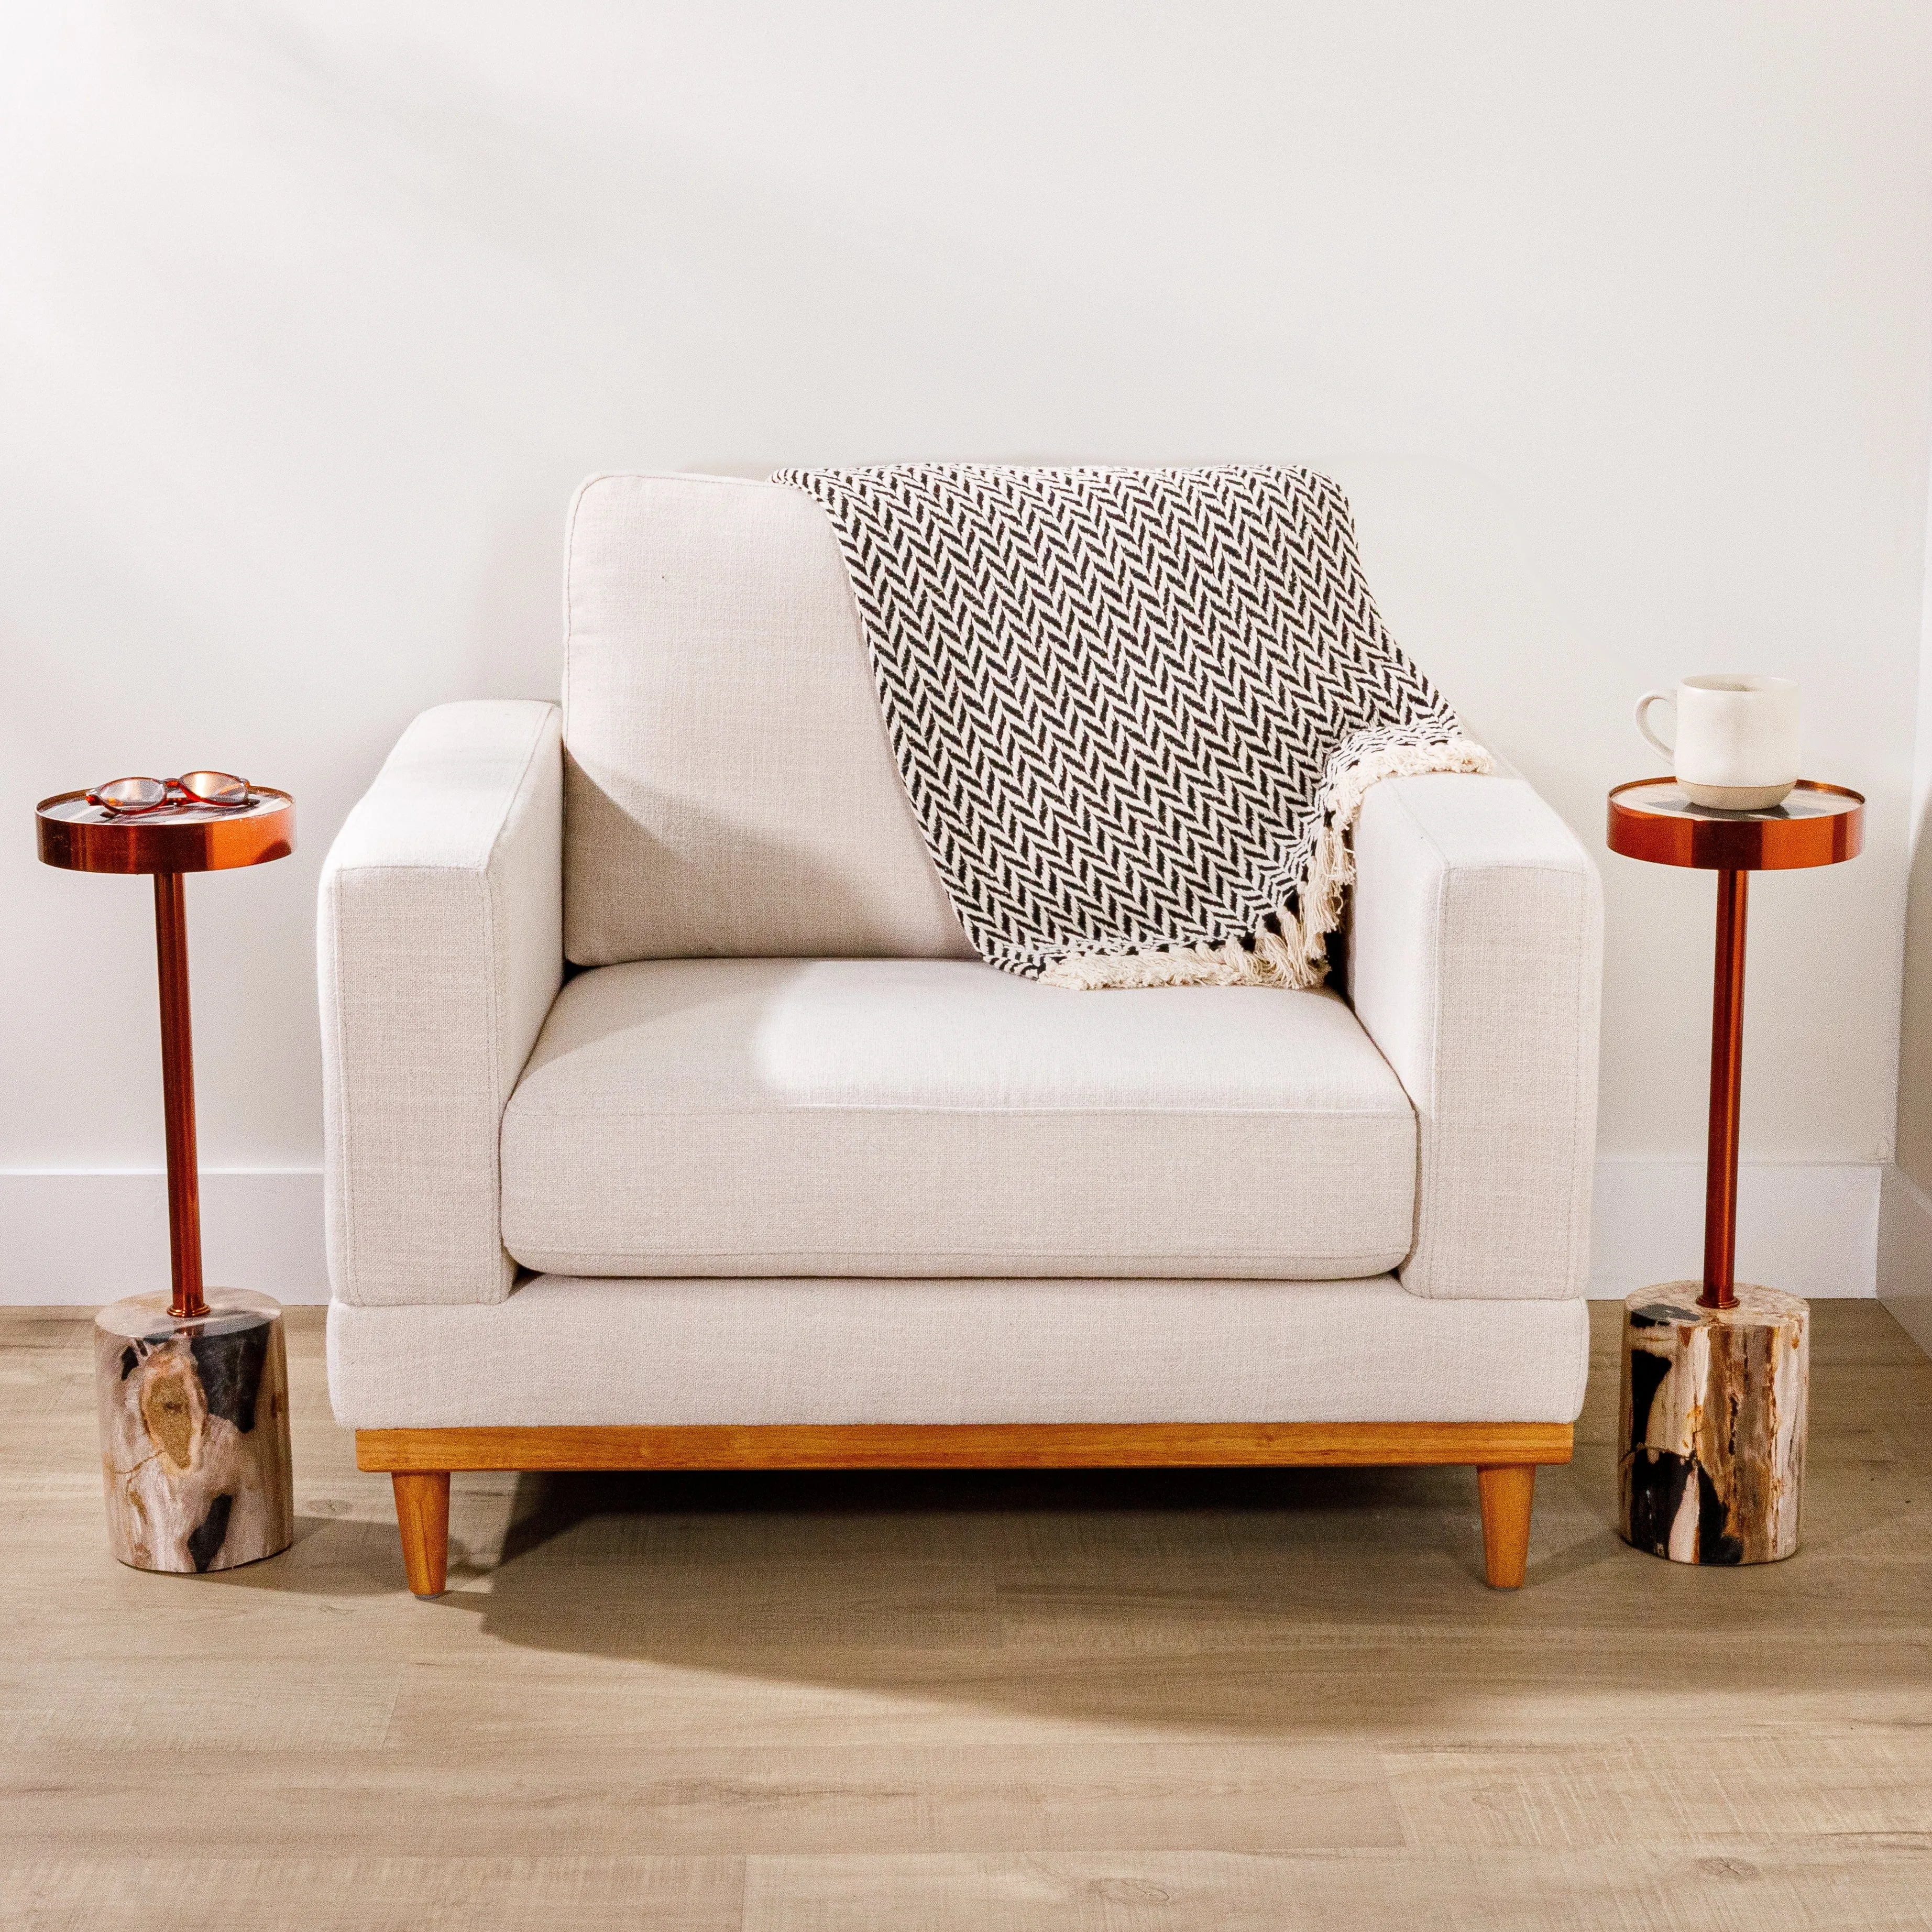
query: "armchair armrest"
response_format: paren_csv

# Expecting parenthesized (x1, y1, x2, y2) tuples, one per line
(1348, 773, 1601, 1300)
(319, 701, 562, 1306)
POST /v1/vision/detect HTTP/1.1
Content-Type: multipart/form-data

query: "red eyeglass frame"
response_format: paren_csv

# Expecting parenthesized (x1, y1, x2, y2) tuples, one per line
(85, 773, 256, 816)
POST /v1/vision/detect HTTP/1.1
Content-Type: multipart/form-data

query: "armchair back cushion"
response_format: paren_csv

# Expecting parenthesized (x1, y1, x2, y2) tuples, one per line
(563, 473, 972, 966)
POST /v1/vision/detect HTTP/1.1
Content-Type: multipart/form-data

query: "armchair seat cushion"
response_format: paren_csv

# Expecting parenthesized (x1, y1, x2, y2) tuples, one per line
(499, 958, 1416, 1279)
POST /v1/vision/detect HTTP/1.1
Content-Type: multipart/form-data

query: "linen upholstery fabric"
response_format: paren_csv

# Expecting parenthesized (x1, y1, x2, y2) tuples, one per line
(563, 473, 971, 965)
(319, 701, 562, 1307)
(327, 1275, 1591, 1429)
(499, 958, 1416, 1279)
(1349, 773, 1603, 1301)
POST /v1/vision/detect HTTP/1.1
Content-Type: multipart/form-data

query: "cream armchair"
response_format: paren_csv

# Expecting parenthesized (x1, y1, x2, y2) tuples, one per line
(320, 475, 1601, 1596)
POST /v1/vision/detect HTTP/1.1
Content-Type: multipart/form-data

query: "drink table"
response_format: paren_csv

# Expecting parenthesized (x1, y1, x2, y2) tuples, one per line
(1606, 778, 1862, 1564)
(36, 787, 298, 1573)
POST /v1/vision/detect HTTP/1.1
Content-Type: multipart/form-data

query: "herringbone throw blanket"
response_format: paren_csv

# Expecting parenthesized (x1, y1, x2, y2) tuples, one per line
(773, 464, 1490, 989)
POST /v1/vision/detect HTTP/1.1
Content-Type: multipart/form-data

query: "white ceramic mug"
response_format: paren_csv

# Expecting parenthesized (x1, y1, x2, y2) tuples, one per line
(1634, 675, 1801, 810)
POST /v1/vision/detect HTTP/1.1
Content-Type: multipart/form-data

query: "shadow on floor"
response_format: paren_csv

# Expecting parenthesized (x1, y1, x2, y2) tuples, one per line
(208, 1299, 1932, 1737)
(316, 1451, 1932, 1738)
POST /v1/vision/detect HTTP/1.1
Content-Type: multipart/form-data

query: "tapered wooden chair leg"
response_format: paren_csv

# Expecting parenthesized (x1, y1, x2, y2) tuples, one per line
(1477, 1464, 1536, 1588)
(392, 1470, 451, 1597)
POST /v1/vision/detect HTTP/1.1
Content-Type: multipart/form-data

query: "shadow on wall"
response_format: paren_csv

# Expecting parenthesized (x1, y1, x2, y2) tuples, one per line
(1895, 783, 1932, 1194)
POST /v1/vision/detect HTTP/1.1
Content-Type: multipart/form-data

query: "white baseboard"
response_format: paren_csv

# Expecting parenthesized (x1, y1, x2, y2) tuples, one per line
(1, 1171, 330, 1307)
(0, 1159, 1890, 1308)
(1590, 1159, 1880, 1300)
(1879, 1163, 1932, 1356)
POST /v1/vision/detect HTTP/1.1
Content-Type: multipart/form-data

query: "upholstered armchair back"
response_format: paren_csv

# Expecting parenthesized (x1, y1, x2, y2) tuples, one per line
(562, 473, 973, 967)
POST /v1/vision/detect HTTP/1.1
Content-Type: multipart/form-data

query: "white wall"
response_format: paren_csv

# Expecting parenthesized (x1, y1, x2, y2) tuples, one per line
(6, 4, 1932, 1301)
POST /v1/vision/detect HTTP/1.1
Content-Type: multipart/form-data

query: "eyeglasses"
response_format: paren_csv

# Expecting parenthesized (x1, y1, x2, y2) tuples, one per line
(85, 772, 255, 815)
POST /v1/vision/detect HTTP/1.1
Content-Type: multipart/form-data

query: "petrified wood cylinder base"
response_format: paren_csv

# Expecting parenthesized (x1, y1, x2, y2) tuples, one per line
(94, 1288, 294, 1574)
(1618, 1283, 1807, 1565)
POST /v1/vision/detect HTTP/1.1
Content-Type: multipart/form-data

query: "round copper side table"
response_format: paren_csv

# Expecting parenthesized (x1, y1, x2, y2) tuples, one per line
(36, 788, 298, 1574)
(1606, 778, 1862, 1565)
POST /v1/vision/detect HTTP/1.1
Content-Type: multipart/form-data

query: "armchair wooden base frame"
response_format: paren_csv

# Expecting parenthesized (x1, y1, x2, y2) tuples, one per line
(357, 1419, 1573, 1597)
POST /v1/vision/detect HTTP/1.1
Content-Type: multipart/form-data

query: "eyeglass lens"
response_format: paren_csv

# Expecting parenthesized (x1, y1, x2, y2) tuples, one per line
(179, 772, 249, 804)
(95, 778, 169, 808)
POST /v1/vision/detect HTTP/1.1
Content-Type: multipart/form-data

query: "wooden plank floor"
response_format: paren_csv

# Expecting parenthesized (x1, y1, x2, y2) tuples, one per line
(5, 1301, 1931, 1931)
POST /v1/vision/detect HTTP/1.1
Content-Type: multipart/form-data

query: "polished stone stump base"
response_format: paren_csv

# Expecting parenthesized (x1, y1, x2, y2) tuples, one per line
(1618, 1283, 1808, 1565)
(94, 1288, 294, 1573)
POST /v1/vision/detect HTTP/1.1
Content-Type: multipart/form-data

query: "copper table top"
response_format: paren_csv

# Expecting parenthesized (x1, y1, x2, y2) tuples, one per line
(1606, 778, 1862, 872)
(36, 788, 294, 876)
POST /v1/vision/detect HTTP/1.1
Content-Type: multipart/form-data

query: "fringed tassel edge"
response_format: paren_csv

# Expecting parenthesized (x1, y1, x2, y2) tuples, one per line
(1038, 737, 1495, 991)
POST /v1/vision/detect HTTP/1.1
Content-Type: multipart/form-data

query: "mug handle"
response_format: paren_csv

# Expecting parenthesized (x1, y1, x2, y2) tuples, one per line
(1634, 690, 1675, 763)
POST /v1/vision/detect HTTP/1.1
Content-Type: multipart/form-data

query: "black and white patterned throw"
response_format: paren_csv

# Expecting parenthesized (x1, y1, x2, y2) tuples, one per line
(772, 464, 1489, 987)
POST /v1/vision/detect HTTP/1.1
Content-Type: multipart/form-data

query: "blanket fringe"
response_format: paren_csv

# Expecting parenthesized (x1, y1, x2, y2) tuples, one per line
(1038, 738, 1495, 990)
